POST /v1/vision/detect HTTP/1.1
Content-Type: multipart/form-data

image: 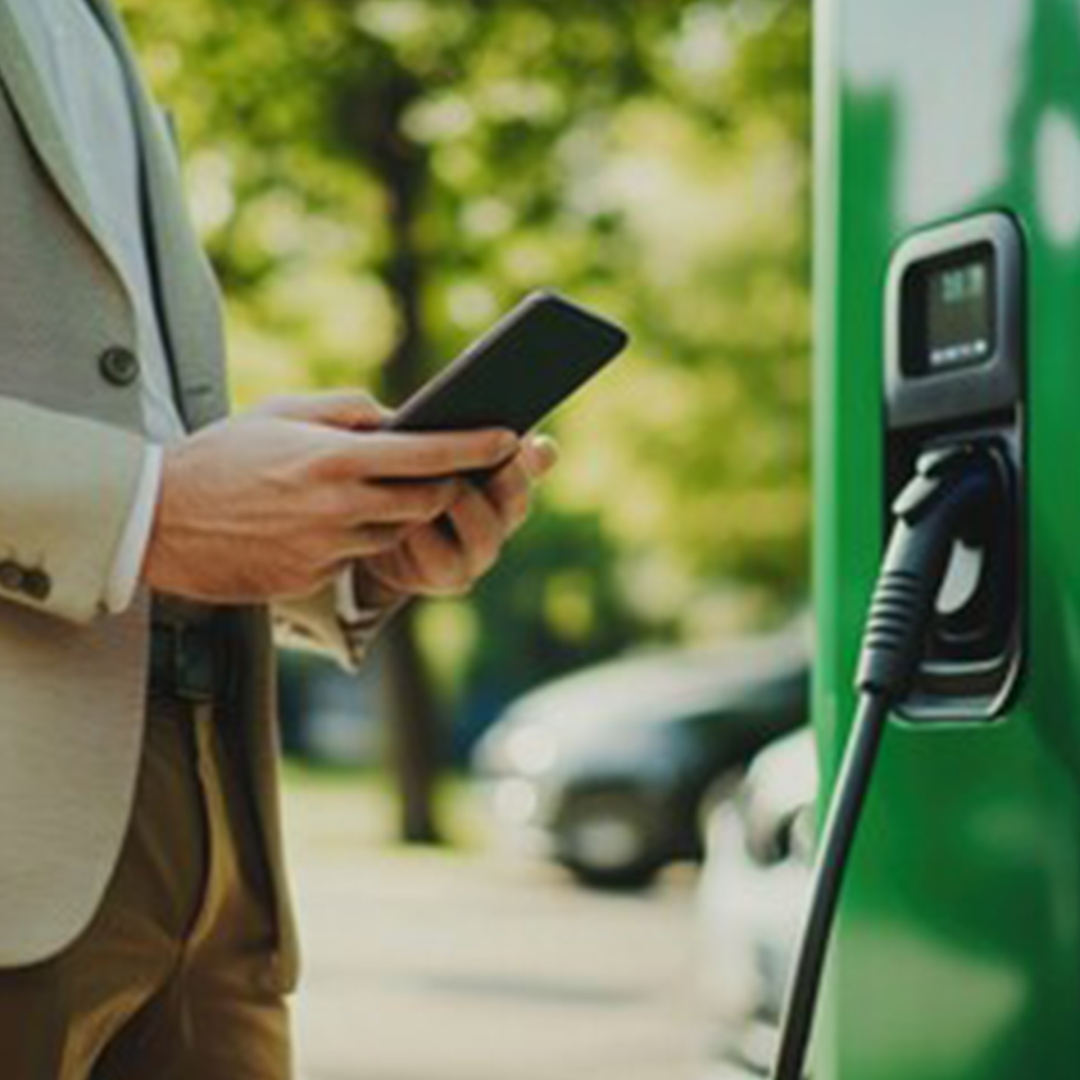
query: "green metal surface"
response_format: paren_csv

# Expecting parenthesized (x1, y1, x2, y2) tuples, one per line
(815, 1, 1080, 1076)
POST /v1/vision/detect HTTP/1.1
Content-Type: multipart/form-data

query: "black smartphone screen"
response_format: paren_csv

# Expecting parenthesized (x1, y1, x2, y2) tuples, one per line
(388, 291, 629, 436)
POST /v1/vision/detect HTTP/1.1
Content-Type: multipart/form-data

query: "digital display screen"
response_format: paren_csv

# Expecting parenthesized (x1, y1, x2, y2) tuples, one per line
(902, 243, 996, 376)
(926, 249, 994, 369)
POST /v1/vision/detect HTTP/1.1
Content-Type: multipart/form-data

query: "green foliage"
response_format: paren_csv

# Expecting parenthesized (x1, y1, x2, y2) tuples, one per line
(120, 0, 811, 695)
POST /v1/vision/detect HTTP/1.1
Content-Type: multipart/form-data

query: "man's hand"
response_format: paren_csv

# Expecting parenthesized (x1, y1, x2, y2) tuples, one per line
(143, 391, 519, 604)
(351, 434, 559, 608)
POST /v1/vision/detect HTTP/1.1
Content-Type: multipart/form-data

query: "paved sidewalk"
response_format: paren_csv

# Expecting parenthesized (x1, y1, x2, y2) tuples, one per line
(283, 782, 710, 1080)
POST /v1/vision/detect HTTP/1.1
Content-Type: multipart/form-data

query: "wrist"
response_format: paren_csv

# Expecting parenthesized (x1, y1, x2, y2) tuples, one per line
(141, 443, 180, 594)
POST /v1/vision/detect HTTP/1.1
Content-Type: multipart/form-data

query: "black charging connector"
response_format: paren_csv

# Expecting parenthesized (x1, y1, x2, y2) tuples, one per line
(771, 442, 1013, 1080)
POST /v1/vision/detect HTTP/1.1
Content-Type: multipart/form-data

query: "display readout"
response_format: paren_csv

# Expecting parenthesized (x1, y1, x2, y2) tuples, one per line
(926, 247, 995, 369)
(902, 242, 997, 377)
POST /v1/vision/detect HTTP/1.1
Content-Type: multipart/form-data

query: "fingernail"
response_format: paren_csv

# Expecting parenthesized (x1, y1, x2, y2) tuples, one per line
(533, 434, 560, 470)
(499, 431, 520, 454)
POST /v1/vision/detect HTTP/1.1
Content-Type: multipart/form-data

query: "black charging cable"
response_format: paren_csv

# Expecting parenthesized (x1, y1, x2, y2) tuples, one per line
(771, 442, 1012, 1080)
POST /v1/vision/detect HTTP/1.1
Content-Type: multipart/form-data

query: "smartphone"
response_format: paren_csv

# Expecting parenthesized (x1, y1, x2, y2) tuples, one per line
(387, 291, 629, 439)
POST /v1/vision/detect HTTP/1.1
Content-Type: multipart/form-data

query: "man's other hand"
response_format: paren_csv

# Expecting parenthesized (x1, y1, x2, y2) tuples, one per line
(351, 434, 560, 608)
(143, 391, 519, 604)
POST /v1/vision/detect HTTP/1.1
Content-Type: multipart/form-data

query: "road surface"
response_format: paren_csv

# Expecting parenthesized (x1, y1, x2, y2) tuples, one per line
(284, 781, 711, 1080)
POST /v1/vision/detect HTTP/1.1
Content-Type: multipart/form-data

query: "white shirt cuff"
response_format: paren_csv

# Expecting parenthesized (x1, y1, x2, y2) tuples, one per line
(105, 444, 163, 614)
(335, 565, 388, 627)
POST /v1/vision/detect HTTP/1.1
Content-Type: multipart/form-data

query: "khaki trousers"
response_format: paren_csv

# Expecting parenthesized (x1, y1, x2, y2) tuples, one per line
(0, 688, 292, 1079)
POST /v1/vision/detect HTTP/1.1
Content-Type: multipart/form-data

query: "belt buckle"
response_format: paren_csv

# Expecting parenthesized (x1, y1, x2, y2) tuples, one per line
(172, 622, 219, 704)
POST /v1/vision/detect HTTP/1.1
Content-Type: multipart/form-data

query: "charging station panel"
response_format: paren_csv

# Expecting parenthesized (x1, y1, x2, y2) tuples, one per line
(884, 213, 1025, 722)
(815, 0, 1080, 1076)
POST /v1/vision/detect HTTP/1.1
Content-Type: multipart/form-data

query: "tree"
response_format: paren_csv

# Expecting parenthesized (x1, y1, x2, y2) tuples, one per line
(120, 0, 811, 841)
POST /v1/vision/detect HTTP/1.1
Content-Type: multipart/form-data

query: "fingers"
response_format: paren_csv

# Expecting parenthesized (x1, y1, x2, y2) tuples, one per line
(477, 434, 561, 532)
(445, 489, 505, 577)
(257, 390, 391, 430)
(403, 525, 471, 593)
(334, 523, 412, 560)
(480, 458, 532, 533)
(353, 478, 465, 525)
(326, 431, 558, 601)
(338, 428, 519, 480)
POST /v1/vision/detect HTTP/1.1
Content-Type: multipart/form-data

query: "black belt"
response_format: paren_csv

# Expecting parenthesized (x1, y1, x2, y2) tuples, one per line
(149, 599, 235, 704)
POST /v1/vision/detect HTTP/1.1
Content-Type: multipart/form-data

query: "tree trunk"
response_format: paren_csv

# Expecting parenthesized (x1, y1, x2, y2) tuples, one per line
(340, 64, 446, 844)
(380, 604, 443, 843)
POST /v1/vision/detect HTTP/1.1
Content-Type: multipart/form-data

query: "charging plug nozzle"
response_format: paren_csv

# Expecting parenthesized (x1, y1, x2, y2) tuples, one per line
(772, 440, 1014, 1080)
(857, 442, 1011, 698)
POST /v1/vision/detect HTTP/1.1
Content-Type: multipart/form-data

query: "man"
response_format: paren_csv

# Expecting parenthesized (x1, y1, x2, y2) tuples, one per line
(0, 0, 557, 1076)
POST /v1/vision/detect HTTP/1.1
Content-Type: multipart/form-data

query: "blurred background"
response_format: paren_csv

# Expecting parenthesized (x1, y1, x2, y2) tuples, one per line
(120, 0, 813, 1076)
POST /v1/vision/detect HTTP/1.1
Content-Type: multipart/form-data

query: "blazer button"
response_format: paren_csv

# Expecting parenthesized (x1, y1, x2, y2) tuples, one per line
(0, 561, 25, 593)
(99, 347, 140, 387)
(22, 570, 51, 602)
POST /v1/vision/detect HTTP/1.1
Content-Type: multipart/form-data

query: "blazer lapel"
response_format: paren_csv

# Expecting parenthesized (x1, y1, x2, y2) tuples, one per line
(0, 0, 230, 429)
(87, 0, 231, 429)
(0, 1, 129, 283)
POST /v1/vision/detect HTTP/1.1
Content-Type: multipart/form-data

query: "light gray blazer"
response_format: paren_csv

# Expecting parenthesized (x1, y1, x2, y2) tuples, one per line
(0, 0, 362, 984)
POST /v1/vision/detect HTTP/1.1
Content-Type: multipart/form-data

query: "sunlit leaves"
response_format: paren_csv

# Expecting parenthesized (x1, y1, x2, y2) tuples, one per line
(120, 0, 811, 646)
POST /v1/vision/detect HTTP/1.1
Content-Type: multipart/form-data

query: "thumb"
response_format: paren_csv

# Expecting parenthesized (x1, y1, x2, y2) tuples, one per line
(253, 390, 391, 430)
(521, 433, 560, 479)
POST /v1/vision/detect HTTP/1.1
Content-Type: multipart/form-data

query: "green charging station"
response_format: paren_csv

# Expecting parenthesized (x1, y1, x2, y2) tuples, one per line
(813, 0, 1080, 1075)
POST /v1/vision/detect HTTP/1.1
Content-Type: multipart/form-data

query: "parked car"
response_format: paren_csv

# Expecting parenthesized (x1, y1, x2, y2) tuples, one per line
(277, 646, 384, 766)
(473, 624, 809, 889)
(697, 728, 817, 1077)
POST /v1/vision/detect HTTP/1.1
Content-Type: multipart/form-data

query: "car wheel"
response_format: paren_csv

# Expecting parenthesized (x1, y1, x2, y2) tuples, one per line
(557, 793, 664, 890)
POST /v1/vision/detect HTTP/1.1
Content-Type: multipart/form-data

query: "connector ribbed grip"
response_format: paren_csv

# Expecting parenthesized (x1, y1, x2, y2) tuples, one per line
(855, 450, 1004, 697)
(857, 568, 931, 695)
